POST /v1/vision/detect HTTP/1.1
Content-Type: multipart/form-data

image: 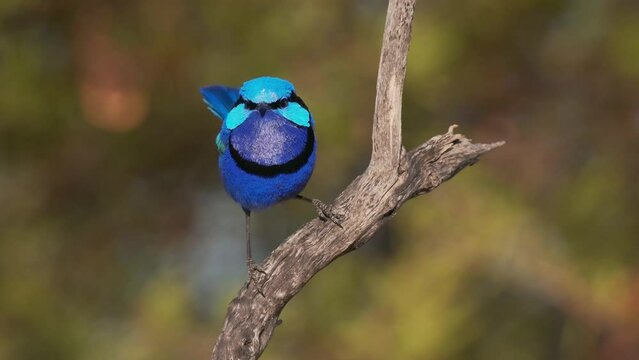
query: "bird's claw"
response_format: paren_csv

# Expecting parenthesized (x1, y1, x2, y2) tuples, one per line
(311, 199, 345, 228)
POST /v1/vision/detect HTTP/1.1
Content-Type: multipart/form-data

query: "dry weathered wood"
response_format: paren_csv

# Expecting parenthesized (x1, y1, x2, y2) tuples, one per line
(210, 0, 503, 359)
(370, 0, 414, 172)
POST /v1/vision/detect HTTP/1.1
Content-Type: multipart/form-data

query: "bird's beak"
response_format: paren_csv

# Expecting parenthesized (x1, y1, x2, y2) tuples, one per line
(257, 103, 269, 117)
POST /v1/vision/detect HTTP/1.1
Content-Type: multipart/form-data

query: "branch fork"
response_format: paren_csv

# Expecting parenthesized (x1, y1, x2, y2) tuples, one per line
(211, 1, 503, 358)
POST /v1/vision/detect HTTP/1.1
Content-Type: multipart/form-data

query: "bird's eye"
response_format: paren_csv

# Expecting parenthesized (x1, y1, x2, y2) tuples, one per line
(245, 101, 257, 110)
(268, 99, 287, 109)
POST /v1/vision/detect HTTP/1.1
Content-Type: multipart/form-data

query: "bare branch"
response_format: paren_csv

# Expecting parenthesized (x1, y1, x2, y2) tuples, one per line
(370, 0, 415, 173)
(210, 1, 503, 359)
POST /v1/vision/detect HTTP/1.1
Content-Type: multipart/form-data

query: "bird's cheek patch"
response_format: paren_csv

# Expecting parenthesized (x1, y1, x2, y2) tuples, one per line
(276, 102, 310, 127)
(225, 106, 251, 130)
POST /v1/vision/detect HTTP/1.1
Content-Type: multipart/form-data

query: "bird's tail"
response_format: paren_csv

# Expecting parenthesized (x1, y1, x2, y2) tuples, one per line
(200, 85, 240, 120)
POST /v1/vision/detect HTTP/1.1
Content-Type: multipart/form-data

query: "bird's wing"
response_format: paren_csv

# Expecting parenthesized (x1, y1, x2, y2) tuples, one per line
(200, 85, 240, 120)
(215, 130, 228, 153)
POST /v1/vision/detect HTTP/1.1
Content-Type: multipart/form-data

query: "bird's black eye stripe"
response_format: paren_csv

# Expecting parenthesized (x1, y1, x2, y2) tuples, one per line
(235, 92, 308, 111)
(233, 96, 258, 110)
(233, 97, 245, 108)
(270, 98, 288, 109)
(287, 92, 308, 110)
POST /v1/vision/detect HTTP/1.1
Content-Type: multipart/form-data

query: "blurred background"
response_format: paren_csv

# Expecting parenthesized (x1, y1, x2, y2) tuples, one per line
(1, 0, 638, 359)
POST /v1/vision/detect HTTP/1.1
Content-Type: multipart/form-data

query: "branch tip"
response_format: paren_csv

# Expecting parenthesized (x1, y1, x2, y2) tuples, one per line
(486, 140, 506, 151)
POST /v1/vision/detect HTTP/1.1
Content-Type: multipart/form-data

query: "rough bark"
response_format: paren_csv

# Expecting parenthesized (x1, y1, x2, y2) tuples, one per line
(210, 0, 504, 358)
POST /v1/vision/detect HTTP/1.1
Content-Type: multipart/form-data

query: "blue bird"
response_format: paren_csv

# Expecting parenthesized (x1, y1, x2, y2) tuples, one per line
(200, 76, 342, 276)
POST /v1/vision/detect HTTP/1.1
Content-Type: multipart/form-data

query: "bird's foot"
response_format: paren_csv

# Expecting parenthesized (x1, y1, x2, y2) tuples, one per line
(246, 259, 268, 296)
(310, 199, 345, 228)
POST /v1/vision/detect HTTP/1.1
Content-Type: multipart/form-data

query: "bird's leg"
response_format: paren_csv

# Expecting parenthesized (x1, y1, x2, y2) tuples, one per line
(244, 209, 267, 294)
(244, 208, 253, 268)
(295, 194, 344, 228)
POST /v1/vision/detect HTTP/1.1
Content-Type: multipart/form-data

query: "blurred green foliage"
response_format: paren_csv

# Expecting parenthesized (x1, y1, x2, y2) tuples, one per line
(1, 0, 638, 359)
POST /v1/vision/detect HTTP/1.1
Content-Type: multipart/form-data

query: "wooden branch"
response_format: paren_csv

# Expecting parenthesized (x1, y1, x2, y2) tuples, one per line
(210, 1, 504, 358)
(370, 0, 414, 172)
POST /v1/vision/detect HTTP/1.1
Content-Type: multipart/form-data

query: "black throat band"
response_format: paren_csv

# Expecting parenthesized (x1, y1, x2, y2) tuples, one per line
(229, 126, 315, 178)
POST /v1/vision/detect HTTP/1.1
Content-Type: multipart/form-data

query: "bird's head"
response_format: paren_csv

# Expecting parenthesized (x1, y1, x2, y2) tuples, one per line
(235, 77, 309, 119)
(223, 76, 311, 130)
(240, 77, 294, 104)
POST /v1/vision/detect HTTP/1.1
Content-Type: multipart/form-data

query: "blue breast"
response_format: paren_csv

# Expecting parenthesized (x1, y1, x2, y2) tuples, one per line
(229, 111, 311, 172)
(219, 110, 316, 210)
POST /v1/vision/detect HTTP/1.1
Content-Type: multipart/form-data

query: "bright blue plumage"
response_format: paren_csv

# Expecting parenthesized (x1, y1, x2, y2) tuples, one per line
(221, 110, 315, 210)
(200, 85, 240, 120)
(240, 77, 294, 103)
(200, 76, 334, 273)
(200, 76, 315, 211)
